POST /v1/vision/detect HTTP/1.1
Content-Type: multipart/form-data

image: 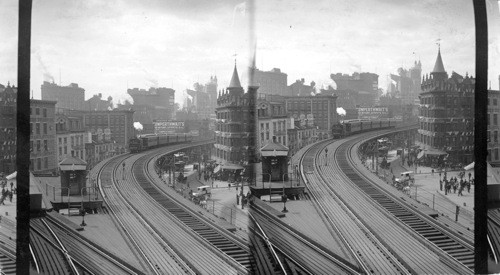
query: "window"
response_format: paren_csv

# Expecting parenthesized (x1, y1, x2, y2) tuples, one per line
(495, 131, 498, 142)
(71, 136, 74, 146)
(495, 114, 498, 126)
(44, 140, 48, 151)
(266, 123, 269, 130)
(59, 137, 62, 144)
(37, 158, 41, 170)
(496, 149, 499, 160)
(59, 147, 62, 156)
(43, 108, 47, 117)
(64, 147, 67, 154)
(64, 137, 67, 144)
(36, 140, 41, 151)
(261, 133, 264, 142)
(266, 132, 269, 140)
(35, 108, 40, 115)
(36, 123, 40, 135)
(495, 99, 498, 106)
(44, 157, 48, 169)
(43, 123, 47, 135)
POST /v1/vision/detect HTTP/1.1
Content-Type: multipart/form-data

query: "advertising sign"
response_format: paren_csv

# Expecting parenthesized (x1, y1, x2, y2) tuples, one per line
(154, 120, 185, 134)
(357, 107, 389, 119)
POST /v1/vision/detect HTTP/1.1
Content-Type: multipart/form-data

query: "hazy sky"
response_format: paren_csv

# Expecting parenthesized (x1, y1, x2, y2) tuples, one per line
(0, 0, 499, 104)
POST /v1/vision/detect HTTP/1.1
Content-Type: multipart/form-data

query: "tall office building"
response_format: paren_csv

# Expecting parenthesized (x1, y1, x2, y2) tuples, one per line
(41, 81, 85, 110)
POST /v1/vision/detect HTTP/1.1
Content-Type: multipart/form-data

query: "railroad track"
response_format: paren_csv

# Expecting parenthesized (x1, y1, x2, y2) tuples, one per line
(98, 141, 249, 274)
(30, 214, 143, 275)
(338, 137, 474, 271)
(130, 149, 254, 272)
(99, 153, 197, 274)
(0, 217, 15, 275)
(487, 209, 500, 265)
(249, 201, 362, 275)
(299, 127, 473, 274)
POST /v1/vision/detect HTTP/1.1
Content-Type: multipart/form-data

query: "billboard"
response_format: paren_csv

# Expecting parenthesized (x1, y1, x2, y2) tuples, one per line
(154, 120, 185, 134)
(357, 107, 389, 119)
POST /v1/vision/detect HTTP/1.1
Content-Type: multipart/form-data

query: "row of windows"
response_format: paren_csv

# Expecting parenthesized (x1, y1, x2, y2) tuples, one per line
(30, 139, 49, 152)
(30, 157, 49, 171)
(489, 97, 499, 106)
(259, 132, 287, 146)
(419, 133, 473, 147)
(488, 113, 499, 126)
(58, 136, 84, 147)
(488, 131, 499, 143)
(30, 122, 50, 135)
(488, 148, 500, 161)
(30, 107, 48, 118)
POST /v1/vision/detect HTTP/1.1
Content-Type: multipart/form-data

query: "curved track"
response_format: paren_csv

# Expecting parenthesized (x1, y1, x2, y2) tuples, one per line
(249, 201, 362, 274)
(0, 218, 15, 275)
(30, 213, 142, 275)
(132, 152, 255, 270)
(98, 141, 251, 274)
(299, 127, 473, 274)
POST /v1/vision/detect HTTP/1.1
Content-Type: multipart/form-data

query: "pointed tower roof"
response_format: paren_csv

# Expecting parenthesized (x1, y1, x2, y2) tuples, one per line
(432, 48, 446, 74)
(228, 62, 242, 88)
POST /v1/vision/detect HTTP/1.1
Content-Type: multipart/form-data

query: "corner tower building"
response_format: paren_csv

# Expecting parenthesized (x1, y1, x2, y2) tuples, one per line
(214, 64, 257, 172)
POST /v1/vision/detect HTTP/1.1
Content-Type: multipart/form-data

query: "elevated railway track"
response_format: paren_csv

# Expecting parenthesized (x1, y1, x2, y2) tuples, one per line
(298, 127, 473, 274)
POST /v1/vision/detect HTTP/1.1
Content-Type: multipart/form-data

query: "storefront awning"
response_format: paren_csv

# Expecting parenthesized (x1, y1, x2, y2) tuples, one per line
(464, 162, 474, 171)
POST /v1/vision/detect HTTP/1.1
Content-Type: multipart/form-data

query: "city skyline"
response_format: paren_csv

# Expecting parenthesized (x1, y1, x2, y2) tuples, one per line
(0, 0, 499, 105)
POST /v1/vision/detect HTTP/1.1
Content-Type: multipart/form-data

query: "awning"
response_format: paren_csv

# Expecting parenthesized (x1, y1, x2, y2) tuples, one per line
(213, 165, 221, 173)
(222, 164, 244, 170)
(464, 162, 474, 171)
(417, 151, 425, 159)
(424, 149, 448, 156)
(6, 171, 16, 180)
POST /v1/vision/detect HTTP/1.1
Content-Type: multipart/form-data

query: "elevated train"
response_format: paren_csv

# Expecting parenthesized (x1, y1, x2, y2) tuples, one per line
(129, 133, 194, 153)
(331, 119, 398, 139)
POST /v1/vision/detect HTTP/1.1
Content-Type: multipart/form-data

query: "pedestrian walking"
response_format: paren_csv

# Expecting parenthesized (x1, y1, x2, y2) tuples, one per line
(432, 169, 434, 175)
(439, 180, 442, 191)
(228, 183, 231, 190)
(467, 181, 471, 193)
(8, 191, 12, 202)
(9, 182, 13, 191)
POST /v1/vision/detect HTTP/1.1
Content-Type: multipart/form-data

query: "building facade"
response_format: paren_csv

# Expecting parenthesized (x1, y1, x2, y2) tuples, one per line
(0, 83, 16, 174)
(30, 99, 58, 173)
(330, 72, 378, 107)
(127, 87, 175, 121)
(287, 118, 317, 156)
(417, 48, 475, 165)
(251, 67, 288, 96)
(213, 64, 257, 166)
(257, 94, 288, 155)
(284, 94, 338, 139)
(390, 61, 422, 105)
(85, 93, 113, 111)
(489, 89, 500, 165)
(287, 78, 315, 97)
(55, 114, 87, 163)
(68, 109, 135, 152)
(41, 81, 85, 110)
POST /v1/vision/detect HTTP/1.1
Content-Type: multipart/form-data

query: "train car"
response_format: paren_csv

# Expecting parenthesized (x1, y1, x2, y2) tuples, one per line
(129, 133, 194, 153)
(332, 118, 398, 139)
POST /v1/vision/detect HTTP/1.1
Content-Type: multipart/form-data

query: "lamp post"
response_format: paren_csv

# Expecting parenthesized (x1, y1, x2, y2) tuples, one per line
(261, 173, 272, 189)
(325, 147, 328, 166)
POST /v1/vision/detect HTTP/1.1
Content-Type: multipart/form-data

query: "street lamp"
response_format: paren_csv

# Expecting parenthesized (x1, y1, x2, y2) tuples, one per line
(325, 147, 329, 166)
(80, 207, 86, 227)
(261, 173, 272, 189)
(281, 194, 288, 213)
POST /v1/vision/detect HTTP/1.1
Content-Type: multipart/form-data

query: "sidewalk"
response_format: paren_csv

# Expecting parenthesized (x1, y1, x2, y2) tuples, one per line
(365, 150, 474, 229)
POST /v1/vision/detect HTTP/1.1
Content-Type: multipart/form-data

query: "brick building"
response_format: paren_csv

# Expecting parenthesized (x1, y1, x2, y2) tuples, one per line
(417, 48, 474, 165)
(251, 67, 288, 96)
(256, 94, 288, 156)
(284, 94, 338, 139)
(41, 81, 85, 110)
(489, 89, 500, 165)
(213, 64, 257, 166)
(0, 83, 16, 174)
(55, 113, 87, 163)
(68, 109, 135, 152)
(30, 99, 58, 173)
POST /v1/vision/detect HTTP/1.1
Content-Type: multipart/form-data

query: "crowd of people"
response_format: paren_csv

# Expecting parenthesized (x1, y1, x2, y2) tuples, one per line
(439, 170, 473, 196)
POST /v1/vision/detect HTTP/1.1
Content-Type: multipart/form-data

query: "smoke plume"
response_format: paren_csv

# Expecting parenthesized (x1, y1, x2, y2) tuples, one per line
(134, 122, 144, 131)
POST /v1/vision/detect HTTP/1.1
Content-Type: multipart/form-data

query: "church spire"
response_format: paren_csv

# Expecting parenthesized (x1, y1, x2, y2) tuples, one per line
(431, 45, 448, 81)
(228, 61, 242, 89)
